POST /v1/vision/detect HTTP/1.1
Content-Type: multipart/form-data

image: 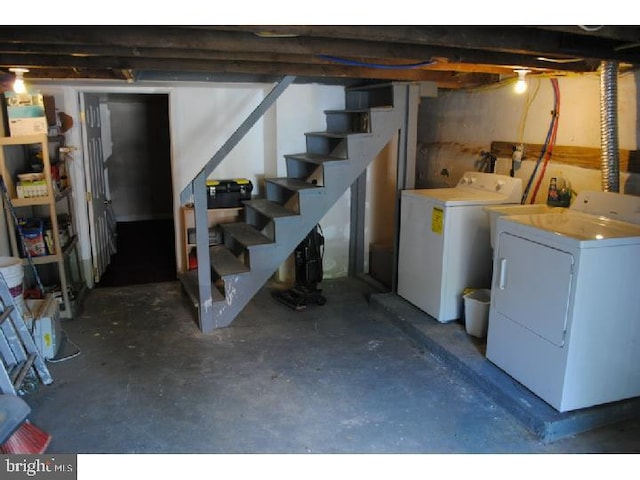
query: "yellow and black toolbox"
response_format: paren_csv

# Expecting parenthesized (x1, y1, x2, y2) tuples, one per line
(206, 178, 253, 208)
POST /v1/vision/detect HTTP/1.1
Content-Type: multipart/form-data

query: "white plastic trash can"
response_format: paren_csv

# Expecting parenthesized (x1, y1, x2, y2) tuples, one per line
(463, 289, 491, 338)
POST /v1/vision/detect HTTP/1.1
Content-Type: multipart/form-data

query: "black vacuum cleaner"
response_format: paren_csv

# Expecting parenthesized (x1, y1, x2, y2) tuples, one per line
(272, 224, 326, 310)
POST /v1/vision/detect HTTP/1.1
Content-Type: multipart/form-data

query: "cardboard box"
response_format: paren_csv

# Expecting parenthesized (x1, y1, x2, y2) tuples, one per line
(4, 92, 48, 137)
(24, 294, 61, 360)
(8, 117, 48, 136)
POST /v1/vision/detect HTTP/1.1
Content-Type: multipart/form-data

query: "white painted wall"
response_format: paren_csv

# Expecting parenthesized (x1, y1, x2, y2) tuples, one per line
(26, 80, 348, 284)
(171, 84, 269, 196)
(417, 71, 640, 199)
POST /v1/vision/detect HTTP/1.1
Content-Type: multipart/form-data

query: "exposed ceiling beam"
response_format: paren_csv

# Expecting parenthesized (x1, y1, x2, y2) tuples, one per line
(197, 25, 640, 64)
(0, 26, 637, 90)
(0, 52, 500, 86)
(0, 26, 603, 72)
(0, 42, 511, 74)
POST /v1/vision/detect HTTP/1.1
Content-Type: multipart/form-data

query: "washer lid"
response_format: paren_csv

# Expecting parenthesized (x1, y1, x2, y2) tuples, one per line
(501, 211, 640, 244)
(402, 187, 520, 206)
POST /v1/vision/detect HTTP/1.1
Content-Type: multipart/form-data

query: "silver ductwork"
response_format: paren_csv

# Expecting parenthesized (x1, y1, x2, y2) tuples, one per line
(600, 61, 620, 192)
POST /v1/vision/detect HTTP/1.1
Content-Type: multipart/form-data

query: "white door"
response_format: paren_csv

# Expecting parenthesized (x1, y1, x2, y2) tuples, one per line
(80, 93, 117, 283)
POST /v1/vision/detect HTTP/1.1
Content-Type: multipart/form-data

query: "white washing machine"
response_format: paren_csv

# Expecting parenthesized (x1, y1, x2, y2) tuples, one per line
(487, 191, 640, 412)
(397, 172, 522, 322)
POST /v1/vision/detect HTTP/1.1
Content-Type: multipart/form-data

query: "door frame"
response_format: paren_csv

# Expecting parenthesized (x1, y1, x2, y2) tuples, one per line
(66, 85, 175, 288)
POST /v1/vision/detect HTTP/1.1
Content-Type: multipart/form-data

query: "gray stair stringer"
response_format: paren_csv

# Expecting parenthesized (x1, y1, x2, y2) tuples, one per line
(209, 104, 404, 329)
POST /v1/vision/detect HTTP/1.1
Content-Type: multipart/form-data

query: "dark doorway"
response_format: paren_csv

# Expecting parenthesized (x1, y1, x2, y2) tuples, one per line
(96, 93, 175, 287)
(97, 219, 176, 286)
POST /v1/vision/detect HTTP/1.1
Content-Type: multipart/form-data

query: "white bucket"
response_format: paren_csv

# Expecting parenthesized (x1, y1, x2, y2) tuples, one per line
(463, 289, 491, 338)
(0, 257, 26, 316)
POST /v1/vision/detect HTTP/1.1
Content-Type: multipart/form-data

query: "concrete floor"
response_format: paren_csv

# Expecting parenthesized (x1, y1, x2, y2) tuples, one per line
(24, 277, 640, 455)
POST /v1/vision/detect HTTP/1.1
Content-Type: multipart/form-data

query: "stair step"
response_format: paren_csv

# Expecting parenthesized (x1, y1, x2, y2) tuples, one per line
(243, 198, 299, 220)
(324, 109, 369, 114)
(209, 245, 250, 277)
(345, 83, 394, 109)
(178, 270, 225, 306)
(285, 153, 345, 165)
(266, 177, 322, 192)
(221, 223, 273, 248)
(305, 131, 369, 138)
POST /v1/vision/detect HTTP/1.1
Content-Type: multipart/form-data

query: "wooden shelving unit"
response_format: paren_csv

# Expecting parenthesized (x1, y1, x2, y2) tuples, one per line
(0, 134, 84, 318)
(180, 204, 242, 272)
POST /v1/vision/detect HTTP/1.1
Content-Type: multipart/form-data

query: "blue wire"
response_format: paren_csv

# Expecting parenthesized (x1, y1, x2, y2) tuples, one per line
(317, 54, 435, 70)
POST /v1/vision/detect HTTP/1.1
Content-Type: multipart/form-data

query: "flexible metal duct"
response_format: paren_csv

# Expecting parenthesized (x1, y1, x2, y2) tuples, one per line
(600, 61, 620, 192)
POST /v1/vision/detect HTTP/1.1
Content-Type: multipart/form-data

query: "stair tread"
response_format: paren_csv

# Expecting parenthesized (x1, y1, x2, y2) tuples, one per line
(210, 245, 250, 276)
(266, 177, 322, 191)
(285, 153, 345, 164)
(305, 130, 372, 138)
(244, 199, 299, 220)
(178, 271, 225, 305)
(221, 223, 273, 247)
(305, 131, 350, 138)
(324, 109, 370, 114)
(326, 106, 393, 112)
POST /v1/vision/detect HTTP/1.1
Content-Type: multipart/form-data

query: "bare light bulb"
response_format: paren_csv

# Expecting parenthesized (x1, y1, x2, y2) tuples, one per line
(13, 77, 26, 93)
(514, 69, 530, 94)
(9, 67, 29, 94)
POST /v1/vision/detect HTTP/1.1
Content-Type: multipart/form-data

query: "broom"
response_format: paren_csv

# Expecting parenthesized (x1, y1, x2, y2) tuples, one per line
(0, 420, 51, 454)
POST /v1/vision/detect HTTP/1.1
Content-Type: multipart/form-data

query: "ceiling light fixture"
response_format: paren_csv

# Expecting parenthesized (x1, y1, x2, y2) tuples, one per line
(9, 67, 29, 94)
(514, 69, 530, 94)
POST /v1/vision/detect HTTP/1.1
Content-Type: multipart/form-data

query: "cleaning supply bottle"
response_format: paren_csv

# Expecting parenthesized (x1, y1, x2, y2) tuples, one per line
(547, 177, 571, 207)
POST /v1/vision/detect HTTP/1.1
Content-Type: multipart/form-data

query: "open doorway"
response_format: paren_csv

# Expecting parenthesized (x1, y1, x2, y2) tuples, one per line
(92, 93, 175, 287)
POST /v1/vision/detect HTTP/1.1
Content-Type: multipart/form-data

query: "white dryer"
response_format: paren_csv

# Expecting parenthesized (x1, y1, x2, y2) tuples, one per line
(487, 191, 640, 412)
(397, 172, 522, 322)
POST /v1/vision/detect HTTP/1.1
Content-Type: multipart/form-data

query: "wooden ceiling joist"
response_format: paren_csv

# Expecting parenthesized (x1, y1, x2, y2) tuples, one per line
(0, 26, 638, 89)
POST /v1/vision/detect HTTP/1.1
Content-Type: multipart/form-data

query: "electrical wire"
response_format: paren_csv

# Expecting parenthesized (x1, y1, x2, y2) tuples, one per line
(530, 78, 560, 204)
(516, 77, 542, 144)
(520, 78, 560, 204)
(317, 54, 435, 70)
(46, 329, 81, 363)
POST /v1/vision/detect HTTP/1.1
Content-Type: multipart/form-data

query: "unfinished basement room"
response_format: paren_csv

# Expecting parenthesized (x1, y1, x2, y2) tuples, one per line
(0, 20, 639, 478)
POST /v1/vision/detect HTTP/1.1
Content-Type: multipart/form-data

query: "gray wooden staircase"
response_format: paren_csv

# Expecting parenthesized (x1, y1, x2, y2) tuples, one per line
(180, 81, 411, 332)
